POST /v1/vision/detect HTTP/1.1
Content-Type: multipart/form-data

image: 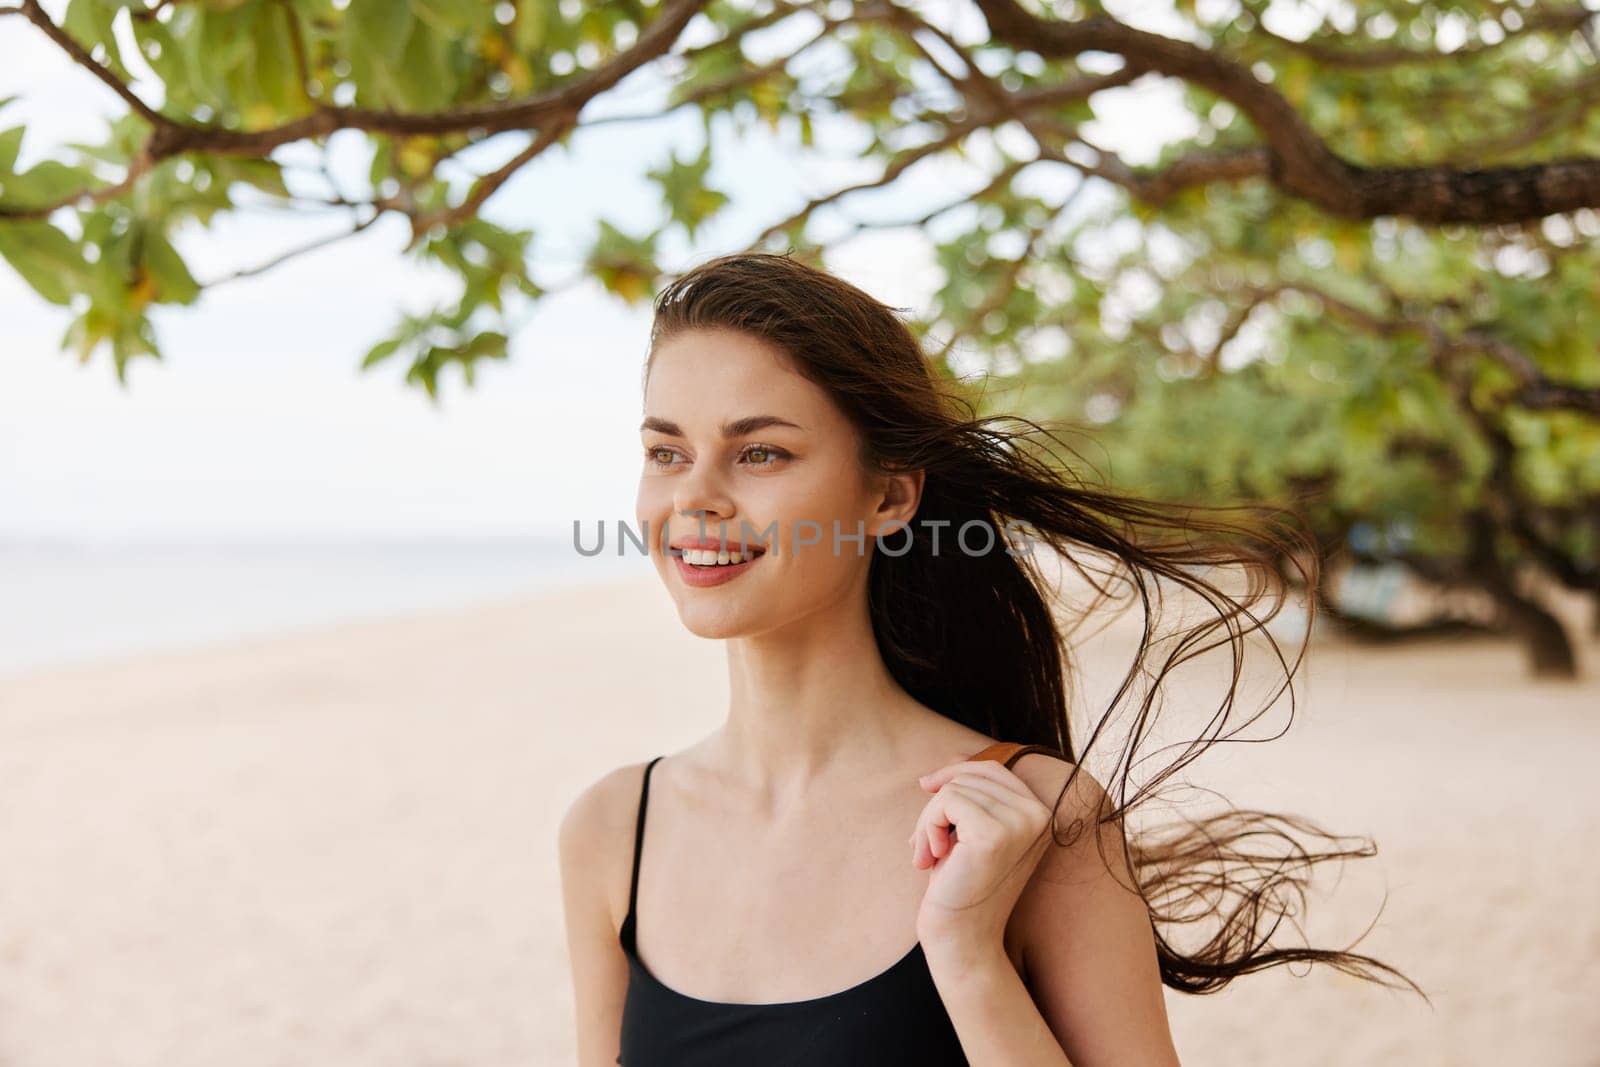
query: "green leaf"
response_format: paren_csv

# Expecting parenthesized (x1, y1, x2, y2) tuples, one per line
(0, 221, 87, 305)
(394, 20, 456, 111)
(189, 5, 256, 105)
(345, 0, 422, 108)
(361, 336, 403, 369)
(411, 0, 488, 35)
(585, 219, 660, 304)
(62, 0, 132, 81)
(514, 0, 549, 54)
(352, 0, 415, 56)
(250, 2, 304, 118)
(2, 158, 91, 211)
(142, 232, 201, 305)
(646, 143, 729, 242)
(216, 158, 290, 199)
(0, 126, 24, 174)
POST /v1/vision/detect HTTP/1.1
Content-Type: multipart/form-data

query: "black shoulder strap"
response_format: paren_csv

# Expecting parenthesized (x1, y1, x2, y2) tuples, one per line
(626, 756, 663, 924)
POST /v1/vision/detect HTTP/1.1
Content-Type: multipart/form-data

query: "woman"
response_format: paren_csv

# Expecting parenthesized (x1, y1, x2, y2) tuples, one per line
(559, 252, 1419, 1066)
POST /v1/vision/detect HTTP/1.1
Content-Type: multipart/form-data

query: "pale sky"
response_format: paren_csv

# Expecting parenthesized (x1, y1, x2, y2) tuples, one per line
(0, 2, 1196, 544)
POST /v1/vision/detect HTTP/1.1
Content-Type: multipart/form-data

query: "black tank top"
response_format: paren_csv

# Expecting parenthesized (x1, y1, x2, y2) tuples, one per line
(615, 744, 1056, 1065)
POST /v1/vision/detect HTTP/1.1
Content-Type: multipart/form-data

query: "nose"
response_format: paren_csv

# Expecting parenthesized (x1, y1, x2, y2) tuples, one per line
(672, 458, 735, 531)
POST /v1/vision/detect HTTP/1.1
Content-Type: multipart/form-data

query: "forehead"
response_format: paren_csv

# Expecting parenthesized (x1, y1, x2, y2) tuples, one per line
(645, 328, 821, 415)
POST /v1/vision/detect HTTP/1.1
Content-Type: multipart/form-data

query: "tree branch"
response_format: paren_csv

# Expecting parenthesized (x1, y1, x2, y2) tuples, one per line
(128, 0, 179, 23)
(11, 0, 708, 210)
(409, 113, 577, 239)
(749, 59, 1141, 247)
(202, 210, 381, 288)
(972, 0, 1600, 223)
(18, 0, 168, 127)
(1236, 280, 1600, 415)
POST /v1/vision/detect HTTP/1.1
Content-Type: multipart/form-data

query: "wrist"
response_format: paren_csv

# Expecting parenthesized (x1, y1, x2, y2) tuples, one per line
(918, 927, 1011, 977)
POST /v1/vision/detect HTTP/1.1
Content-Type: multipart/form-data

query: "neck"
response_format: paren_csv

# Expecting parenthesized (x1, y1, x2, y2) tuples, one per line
(710, 588, 928, 807)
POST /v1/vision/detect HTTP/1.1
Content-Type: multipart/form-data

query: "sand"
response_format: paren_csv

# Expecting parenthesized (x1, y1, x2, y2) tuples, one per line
(0, 570, 1596, 1066)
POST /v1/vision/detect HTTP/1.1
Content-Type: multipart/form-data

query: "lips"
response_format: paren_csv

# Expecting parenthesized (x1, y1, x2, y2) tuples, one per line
(671, 545, 764, 588)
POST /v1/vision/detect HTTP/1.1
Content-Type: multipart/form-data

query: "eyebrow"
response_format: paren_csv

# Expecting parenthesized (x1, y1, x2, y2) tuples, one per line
(639, 415, 806, 437)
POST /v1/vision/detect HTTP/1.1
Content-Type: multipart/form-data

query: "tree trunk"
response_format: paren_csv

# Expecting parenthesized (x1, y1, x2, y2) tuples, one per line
(1467, 514, 1578, 679)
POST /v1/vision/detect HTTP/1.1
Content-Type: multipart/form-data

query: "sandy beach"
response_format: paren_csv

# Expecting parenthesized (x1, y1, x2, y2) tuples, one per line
(1, 569, 1596, 1066)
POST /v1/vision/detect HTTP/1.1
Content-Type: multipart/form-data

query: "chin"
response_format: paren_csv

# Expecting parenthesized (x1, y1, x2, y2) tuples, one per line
(672, 601, 765, 640)
(652, 555, 777, 639)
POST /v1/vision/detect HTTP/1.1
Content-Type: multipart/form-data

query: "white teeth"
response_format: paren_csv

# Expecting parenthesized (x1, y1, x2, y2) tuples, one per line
(681, 547, 761, 566)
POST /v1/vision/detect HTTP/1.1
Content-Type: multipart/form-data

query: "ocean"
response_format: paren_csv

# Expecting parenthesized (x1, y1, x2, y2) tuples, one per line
(0, 535, 646, 680)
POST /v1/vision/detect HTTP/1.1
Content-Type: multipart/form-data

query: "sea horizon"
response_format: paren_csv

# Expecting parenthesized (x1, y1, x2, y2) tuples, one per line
(0, 532, 645, 681)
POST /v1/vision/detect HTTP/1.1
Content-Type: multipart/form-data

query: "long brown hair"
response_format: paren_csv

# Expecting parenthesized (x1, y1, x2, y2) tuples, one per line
(646, 250, 1424, 1000)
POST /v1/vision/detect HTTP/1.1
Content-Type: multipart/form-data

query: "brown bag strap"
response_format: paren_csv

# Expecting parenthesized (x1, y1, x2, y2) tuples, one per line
(966, 741, 1064, 769)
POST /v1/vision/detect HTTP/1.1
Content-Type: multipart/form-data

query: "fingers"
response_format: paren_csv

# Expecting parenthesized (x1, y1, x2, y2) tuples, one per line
(918, 758, 1036, 802)
(910, 785, 1008, 869)
(910, 815, 946, 869)
(928, 772, 1021, 811)
(923, 763, 1044, 833)
(910, 759, 1055, 870)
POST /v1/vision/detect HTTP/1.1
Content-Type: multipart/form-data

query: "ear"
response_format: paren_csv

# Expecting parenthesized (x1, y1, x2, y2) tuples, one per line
(870, 466, 924, 536)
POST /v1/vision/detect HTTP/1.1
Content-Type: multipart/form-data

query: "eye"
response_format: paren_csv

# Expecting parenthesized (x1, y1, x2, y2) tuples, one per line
(644, 445, 680, 468)
(739, 443, 789, 466)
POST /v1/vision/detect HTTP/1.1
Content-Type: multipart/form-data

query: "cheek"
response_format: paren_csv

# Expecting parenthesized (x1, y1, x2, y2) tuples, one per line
(763, 473, 877, 564)
(635, 481, 673, 552)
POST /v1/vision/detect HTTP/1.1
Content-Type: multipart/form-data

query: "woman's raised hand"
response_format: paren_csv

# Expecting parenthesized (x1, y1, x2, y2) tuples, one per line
(909, 757, 1055, 955)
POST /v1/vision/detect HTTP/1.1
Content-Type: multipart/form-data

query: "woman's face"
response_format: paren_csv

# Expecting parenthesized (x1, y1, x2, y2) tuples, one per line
(636, 327, 921, 639)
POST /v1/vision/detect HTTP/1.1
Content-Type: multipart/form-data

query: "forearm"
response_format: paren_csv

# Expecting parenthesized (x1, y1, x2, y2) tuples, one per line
(923, 938, 1073, 1067)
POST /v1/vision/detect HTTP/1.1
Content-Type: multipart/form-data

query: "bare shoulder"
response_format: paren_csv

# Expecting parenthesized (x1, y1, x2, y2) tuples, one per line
(1008, 750, 1111, 821)
(557, 757, 658, 928)
(558, 758, 659, 1067)
(559, 757, 653, 840)
(1006, 752, 1130, 887)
